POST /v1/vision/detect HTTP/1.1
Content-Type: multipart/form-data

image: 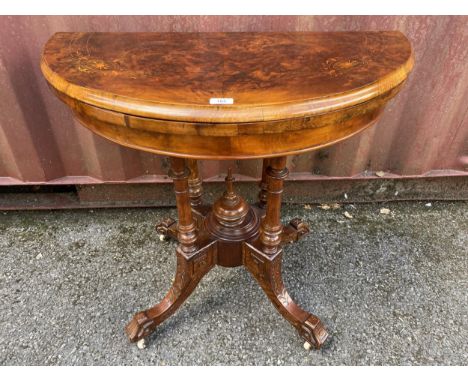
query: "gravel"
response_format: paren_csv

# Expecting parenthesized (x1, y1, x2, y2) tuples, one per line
(0, 201, 466, 365)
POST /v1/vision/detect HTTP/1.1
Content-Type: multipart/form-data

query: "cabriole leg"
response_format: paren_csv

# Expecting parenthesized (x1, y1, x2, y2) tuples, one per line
(243, 244, 328, 349)
(244, 156, 328, 349)
(126, 244, 216, 343)
(126, 157, 216, 344)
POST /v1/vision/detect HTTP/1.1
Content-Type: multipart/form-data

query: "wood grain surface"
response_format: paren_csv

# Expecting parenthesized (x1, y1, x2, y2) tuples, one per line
(41, 32, 413, 123)
(41, 31, 413, 159)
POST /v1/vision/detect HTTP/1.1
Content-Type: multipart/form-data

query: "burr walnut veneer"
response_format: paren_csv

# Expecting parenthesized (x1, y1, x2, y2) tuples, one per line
(41, 32, 413, 349)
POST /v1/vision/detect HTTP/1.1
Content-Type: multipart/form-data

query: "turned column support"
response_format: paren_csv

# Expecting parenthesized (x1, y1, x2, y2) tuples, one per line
(259, 158, 310, 245)
(258, 158, 271, 208)
(156, 159, 205, 241)
(169, 157, 198, 255)
(260, 156, 289, 255)
(187, 159, 203, 207)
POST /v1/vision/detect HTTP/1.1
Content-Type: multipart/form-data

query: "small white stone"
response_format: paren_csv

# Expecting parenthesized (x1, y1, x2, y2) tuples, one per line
(36, 253, 43, 260)
(344, 211, 353, 219)
(303, 341, 312, 350)
(137, 338, 146, 349)
(344, 193, 348, 199)
(380, 208, 391, 215)
(425, 202, 432, 207)
(159, 234, 166, 241)
(376, 171, 385, 177)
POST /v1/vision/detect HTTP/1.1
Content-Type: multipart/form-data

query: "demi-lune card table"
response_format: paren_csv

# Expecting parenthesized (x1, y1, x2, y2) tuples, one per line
(41, 32, 413, 350)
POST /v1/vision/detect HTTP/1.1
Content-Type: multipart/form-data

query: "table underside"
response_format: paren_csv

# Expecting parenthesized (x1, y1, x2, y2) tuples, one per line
(51, 83, 402, 160)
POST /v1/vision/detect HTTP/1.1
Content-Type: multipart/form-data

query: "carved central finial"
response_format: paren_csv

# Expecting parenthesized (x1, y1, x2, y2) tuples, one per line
(225, 168, 235, 198)
(208, 167, 252, 229)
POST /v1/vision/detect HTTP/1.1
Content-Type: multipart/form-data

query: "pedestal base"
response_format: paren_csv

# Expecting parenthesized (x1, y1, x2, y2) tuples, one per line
(127, 158, 328, 350)
(130, 209, 327, 349)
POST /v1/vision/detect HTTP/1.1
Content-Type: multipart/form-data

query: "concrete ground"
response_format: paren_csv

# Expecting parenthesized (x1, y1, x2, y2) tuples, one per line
(0, 201, 466, 365)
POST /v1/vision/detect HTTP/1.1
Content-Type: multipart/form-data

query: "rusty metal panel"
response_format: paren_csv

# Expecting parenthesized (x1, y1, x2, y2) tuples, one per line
(0, 16, 467, 187)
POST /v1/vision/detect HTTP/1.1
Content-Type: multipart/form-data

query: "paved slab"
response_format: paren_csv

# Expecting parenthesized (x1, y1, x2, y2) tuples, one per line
(0, 202, 466, 365)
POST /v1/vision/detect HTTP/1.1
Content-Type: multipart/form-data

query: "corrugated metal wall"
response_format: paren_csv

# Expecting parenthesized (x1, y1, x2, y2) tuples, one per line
(0, 16, 467, 186)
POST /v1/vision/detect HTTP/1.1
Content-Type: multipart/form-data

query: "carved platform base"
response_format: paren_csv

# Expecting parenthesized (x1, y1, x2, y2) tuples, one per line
(127, 159, 328, 349)
(157, 213, 310, 246)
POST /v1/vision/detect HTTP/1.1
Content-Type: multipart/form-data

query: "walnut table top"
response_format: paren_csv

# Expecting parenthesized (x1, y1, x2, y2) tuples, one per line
(41, 32, 413, 159)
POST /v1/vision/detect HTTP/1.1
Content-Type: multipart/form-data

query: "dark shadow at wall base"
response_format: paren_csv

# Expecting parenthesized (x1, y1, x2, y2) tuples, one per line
(0, 176, 466, 210)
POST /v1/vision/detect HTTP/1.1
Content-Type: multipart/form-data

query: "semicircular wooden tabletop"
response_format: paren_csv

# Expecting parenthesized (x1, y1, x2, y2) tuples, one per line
(41, 32, 413, 159)
(42, 31, 413, 123)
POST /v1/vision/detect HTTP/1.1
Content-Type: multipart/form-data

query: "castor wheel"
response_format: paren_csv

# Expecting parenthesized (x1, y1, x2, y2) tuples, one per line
(156, 217, 177, 241)
(137, 338, 146, 349)
(303, 341, 312, 350)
